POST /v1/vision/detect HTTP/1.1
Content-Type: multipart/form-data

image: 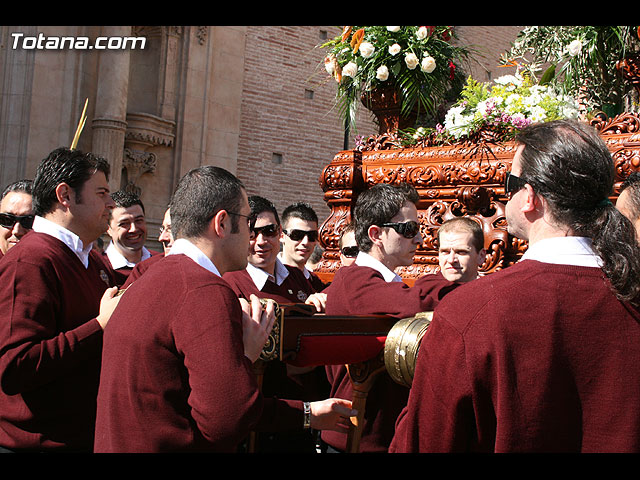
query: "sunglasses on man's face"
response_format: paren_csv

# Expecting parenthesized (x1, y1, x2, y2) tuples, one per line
(0, 213, 35, 230)
(379, 220, 421, 239)
(252, 223, 280, 238)
(283, 229, 318, 242)
(340, 246, 359, 258)
(504, 172, 527, 197)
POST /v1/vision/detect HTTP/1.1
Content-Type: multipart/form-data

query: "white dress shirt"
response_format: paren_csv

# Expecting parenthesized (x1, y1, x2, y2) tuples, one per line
(105, 241, 152, 270)
(166, 238, 221, 277)
(355, 251, 403, 283)
(246, 257, 290, 290)
(521, 236, 602, 268)
(32, 215, 93, 268)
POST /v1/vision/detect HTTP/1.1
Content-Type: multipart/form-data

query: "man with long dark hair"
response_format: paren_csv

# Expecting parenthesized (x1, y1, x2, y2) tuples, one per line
(391, 120, 640, 452)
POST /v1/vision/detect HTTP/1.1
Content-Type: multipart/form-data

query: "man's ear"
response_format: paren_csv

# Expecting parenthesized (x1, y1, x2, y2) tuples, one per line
(368, 224, 383, 247)
(477, 248, 487, 266)
(210, 209, 229, 238)
(55, 183, 73, 208)
(521, 184, 539, 213)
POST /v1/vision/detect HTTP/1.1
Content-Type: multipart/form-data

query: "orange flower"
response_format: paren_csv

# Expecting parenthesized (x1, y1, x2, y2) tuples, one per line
(350, 28, 365, 54)
(341, 26, 352, 43)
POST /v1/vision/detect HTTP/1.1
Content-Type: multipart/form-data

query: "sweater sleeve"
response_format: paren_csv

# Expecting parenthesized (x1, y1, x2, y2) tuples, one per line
(0, 259, 103, 395)
(389, 311, 476, 452)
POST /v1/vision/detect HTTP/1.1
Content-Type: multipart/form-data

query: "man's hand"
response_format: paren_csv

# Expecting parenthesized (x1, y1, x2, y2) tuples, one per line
(96, 286, 121, 330)
(309, 398, 357, 432)
(305, 292, 326, 312)
(240, 294, 276, 363)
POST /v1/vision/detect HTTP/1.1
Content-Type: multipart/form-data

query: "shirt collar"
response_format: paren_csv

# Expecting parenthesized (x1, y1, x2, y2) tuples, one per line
(246, 257, 290, 290)
(166, 238, 221, 277)
(105, 242, 152, 269)
(355, 251, 403, 283)
(32, 215, 93, 268)
(521, 236, 602, 268)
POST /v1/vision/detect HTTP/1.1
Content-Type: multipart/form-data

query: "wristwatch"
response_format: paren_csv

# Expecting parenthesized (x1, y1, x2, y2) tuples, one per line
(303, 402, 311, 429)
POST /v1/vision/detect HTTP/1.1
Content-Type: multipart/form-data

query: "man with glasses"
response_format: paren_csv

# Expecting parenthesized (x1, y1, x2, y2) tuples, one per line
(391, 119, 640, 453)
(279, 202, 327, 292)
(320, 182, 459, 453)
(0, 147, 121, 452)
(95, 166, 355, 452)
(223, 195, 330, 452)
(338, 223, 357, 267)
(0, 180, 34, 259)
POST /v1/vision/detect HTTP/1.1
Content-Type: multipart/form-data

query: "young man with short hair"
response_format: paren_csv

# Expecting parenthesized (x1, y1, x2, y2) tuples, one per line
(321, 182, 459, 453)
(94, 166, 354, 452)
(437, 217, 486, 283)
(0, 147, 120, 452)
(104, 190, 156, 286)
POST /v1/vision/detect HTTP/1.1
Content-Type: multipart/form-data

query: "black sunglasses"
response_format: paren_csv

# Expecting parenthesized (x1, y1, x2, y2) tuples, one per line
(252, 223, 280, 238)
(283, 229, 318, 242)
(0, 213, 35, 230)
(504, 172, 527, 197)
(340, 245, 359, 258)
(379, 220, 421, 239)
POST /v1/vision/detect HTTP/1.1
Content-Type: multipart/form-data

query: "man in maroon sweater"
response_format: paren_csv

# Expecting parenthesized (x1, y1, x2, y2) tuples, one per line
(321, 183, 459, 453)
(94, 166, 355, 453)
(390, 119, 640, 453)
(0, 147, 121, 452)
(223, 195, 328, 452)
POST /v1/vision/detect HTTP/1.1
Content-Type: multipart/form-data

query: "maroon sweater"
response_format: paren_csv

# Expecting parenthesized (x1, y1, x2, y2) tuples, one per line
(321, 265, 458, 452)
(121, 252, 165, 288)
(94, 254, 303, 452)
(390, 260, 640, 453)
(0, 231, 115, 451)
(223, 264, 316, 304)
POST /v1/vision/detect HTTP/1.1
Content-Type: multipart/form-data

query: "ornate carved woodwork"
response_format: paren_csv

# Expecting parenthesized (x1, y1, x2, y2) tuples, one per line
(317, 113, 640, 281)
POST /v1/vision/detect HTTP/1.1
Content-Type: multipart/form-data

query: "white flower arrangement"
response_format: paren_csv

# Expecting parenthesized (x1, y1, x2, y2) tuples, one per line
(440, 73, 580, 140)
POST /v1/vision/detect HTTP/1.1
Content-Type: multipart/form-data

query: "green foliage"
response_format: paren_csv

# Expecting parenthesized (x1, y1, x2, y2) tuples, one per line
(322, 26, 471, 132)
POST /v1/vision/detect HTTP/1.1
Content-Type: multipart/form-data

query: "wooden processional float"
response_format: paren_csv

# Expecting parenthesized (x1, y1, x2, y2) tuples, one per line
(250, 112, 640, 453)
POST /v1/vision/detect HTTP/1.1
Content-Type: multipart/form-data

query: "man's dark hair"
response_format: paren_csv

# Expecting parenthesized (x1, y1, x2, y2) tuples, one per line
(2, 179, 33, 200)
(281, 202, 318, 227)
(32, 147, 110, 216)
(353, 183, 419, 253)
(170, 166, 246, 239)
(516, 119, 640, 304)
(620, 171, 640, 222)
(111, 190, 145, 214)
(249, 195, 280, 225)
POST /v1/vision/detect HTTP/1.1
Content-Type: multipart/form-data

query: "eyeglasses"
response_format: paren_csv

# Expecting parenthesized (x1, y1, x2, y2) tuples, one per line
(340, 246, 359, 258)
(0, 213, 35, 230)
(379, 220, 421, 239)
(504, 172, 527, 198)
(283, 229, 318, 242)
(252, 223, 280, 238)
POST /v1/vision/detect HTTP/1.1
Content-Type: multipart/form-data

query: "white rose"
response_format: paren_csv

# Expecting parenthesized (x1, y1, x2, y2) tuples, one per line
(359, 42, 375, 59)
(421, 56, 436, 73)
(389, 43, 401, 56)
(416, 27, 428, 40)
(404, 52, 419, 70)
(387, 26, 401, 32)
(342, 61, 358, 78)
(567, 39, 582, 56)
(376, 65, 390, 81)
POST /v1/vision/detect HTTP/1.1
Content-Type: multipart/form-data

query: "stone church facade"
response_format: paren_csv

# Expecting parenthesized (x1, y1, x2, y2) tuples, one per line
(0, 25, 523, 250)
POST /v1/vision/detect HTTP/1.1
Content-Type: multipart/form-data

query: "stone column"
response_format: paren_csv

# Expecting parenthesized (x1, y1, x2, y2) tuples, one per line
(91, 26, 131, 191)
